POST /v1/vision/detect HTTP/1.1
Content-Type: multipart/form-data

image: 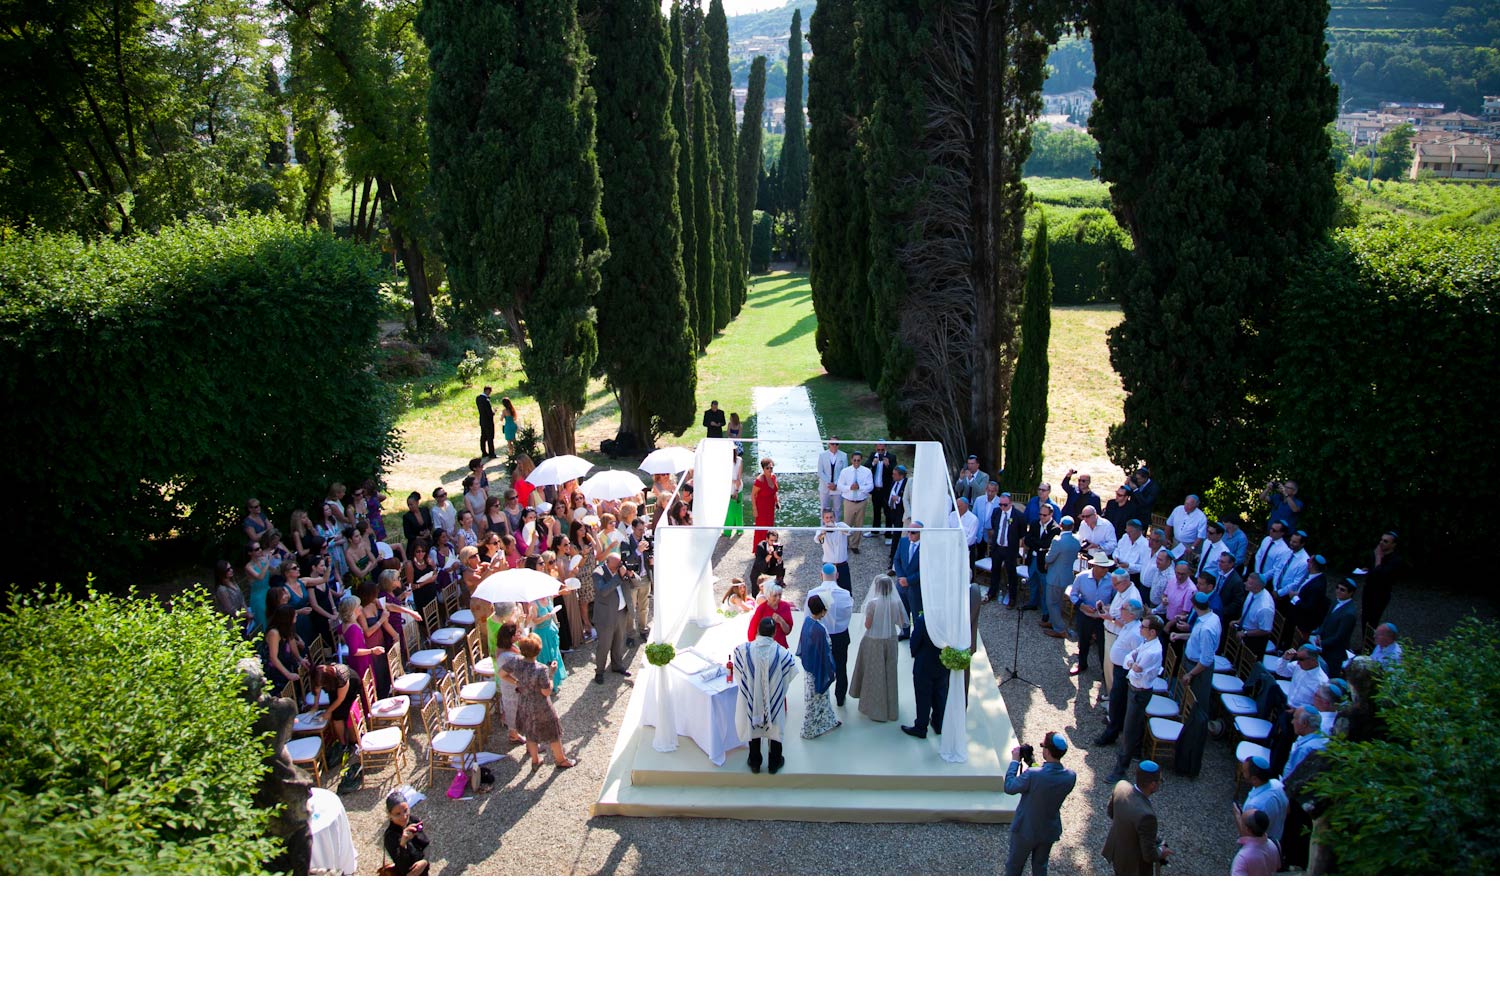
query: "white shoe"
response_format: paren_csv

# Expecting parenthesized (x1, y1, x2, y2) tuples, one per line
(863, 531, 874, 538)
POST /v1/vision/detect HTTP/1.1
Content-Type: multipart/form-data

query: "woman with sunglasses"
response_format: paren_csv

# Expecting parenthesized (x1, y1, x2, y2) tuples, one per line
(244, 541, 274, 633)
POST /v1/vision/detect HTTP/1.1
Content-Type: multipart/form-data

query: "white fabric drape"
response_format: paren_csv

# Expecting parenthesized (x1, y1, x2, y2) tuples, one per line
(909, 441, 952, 529)
(910, 440, 970, 761)
(690, 438, 734, 625)
(939, 672, 968, 763)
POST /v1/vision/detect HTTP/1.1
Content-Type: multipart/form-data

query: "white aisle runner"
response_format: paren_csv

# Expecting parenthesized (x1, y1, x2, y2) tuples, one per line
(751, 386, 823, 473)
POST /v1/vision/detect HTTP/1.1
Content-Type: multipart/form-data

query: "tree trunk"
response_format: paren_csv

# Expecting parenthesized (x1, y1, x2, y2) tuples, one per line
(969, 5, 1002, 474)
(541, 402, 577, 458)
(375, 176, 437, 339)
(617, 383, 656, 451)
(355, 177, 373, 240)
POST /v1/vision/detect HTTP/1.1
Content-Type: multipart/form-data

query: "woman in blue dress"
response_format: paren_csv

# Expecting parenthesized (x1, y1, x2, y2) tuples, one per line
(530, 596, 565, 693)
(244, 542, 275, 633)
(501, 397, 519, 457)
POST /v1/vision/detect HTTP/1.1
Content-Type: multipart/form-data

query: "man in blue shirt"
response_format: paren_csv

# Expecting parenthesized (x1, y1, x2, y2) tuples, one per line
(1070, 552, 1115, 679)
(1241, 755, 1289, 844)
(1003, 732, 1077, 876)
(1024, 482, 1061, 525)
(1262, 478, 1306, 532)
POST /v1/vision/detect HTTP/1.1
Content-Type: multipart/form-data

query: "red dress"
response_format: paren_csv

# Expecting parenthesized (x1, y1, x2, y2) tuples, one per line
(752, 473, 778, 549)
(747, 599, 794, 648)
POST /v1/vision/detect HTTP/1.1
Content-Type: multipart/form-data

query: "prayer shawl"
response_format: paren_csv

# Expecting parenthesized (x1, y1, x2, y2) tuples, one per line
(797, 615, 837, 696)
(734, 637, 799, 741)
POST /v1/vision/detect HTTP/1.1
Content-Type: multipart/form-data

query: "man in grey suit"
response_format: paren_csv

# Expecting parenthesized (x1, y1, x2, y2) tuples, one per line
(1043, 516, 1081, 639)
(1102, 760, 1173, 875)
(1003, 732, 1078, 875)
(592, 553, 633, 683)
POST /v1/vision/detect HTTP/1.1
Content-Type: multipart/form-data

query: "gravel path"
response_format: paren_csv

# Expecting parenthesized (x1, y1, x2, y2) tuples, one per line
(340, 525, 1490, 876)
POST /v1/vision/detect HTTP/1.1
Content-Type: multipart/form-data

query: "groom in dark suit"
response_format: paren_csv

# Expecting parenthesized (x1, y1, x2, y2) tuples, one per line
(901, 615, 947, 740)
(1003, 732, 1078, 875)
(476, 386, 496, 459)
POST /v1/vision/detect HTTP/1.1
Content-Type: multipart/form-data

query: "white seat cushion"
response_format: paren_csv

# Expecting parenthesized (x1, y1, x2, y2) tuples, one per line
(1212, 674, 1245, 694)
(1235, 716, 1273, 740)
(286, 736, 322, 762)
(447, 703, 487, 727)
(473, 657, 495, 678)
(372, 696, 410, 719)
(1146, 695, 1178, 717)
(1015, 565, 1029, 579)
(303, 691, 331, 707)
(1220, 693, 1257, 715)
(431, 729, 473, 754)
(974, 558, 993, 573)
(1275, 679, 1292, 697)
(1213, 655, 1233, 674)
(1236, 740, 1269, 762)
(460, 681, 497, 701)
(431, 627, 467, 646)
(392, 673, 431, 695)
(1150, 676, 1170, 694)
(409, 649, 447, 668)
(448, 609, 475, 627)
(292, 713, 325, 734)
(1148, 718, 1183, 741)
(360, 727, 402, 752)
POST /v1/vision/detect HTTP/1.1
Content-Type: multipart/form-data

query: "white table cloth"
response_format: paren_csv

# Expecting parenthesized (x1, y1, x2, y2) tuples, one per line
(307, 786, 357, 875)
(639, 651, 745, 766)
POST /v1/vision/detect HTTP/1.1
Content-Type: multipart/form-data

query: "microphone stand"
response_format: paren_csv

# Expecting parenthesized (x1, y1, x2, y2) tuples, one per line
(999, 557, 1040, 690)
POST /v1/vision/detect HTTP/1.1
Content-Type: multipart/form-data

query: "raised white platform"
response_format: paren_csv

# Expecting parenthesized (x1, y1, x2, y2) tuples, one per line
(593, 614, 1019, 823)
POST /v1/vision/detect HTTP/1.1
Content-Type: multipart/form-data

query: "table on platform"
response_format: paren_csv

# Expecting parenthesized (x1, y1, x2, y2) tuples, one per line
(639, 646, 746, 767)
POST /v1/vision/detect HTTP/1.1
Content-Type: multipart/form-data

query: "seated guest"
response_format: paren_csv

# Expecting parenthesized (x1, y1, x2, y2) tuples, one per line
(1370, 622, 1402, 666)
(1280, 644, 1329, 712)
(1165, 494, 1208, 558)
(722, 578, 754, 614)
(1231, 808, 1281, 876)
(383, 790, 430, 876)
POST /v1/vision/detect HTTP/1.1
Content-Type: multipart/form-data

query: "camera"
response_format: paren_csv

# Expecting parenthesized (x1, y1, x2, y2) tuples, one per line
(1017, 743, 1034, 767)
(410, 822, 423, 833)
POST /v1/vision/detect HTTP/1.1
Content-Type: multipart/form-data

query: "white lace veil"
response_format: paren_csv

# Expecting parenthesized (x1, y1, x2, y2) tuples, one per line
(862, 574, 908, 639)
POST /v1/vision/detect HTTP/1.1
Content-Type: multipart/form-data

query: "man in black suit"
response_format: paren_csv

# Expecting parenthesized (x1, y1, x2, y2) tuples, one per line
(901, 615, 947, 740)
(1128, 466, 1159, 519)
(984, 492, 1026, 605)
(1312, 577, 1359, 677)
(702, 400, 727, 438)
(1290, 554, 1330, 642)
(868, 441, 897, 533)
(885, 465, 909, 566)
(476, 386, 496, 459)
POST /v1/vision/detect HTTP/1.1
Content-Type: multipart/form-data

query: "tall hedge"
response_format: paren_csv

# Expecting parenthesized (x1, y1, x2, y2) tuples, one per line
(750, 210, 774, 273)
(1025, 207, 1129, 305)
(0, 216, 395, 589)
(1270, 225, 1500, 570)
(0, 586, 277, 874)
(1003, 212, 1052, 491)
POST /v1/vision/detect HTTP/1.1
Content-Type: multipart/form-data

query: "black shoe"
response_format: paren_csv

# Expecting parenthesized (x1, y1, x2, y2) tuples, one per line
(627, 637, 637, 647)
(612, 668, 632, 678)
(768, 757, 784, 774)
(593, 671, 605, 685)
(932, 724, 942, 736)
(1093, 732, 1119, 746)
(901, 725, 927, 739)
(836, 698, 846, 707)
(748, 758, 762, 774)
(1104, 772, 1126, 784)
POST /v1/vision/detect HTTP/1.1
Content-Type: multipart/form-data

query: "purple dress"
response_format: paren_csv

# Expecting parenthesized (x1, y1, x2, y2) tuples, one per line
(513, 658, 562, 743)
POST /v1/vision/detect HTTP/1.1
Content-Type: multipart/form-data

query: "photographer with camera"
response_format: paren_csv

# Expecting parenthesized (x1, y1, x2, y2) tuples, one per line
(621, 517, 653, 644)
(382, 790, 430, 876)
(1261, 478, 1305, 533)
(1002, 732, 1077, 876)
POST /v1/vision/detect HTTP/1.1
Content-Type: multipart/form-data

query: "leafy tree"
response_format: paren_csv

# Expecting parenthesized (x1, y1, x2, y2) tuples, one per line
(581, 0, 698, 445)
(1091, 0, 1339, 503)
(419, 0, 606, 456)
(736, 57, 768, 293)
(1314, 620, 1500, 874)
(1031, 206, 1129, 305)
(1024, 123, 1099, 179)
(0, 586, 279, 875)
(706, 0, 745, 317)
(777, 7, 810, 262)
(669, 4, 699, 342)
(691, 67, 720, 349)
(1373, 122, 1416, 180)
(808, 0, 867, 378)
(1003, 212, 1051, 491)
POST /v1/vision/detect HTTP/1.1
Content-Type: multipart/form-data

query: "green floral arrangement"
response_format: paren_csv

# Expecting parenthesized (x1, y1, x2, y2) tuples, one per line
(644, 642, 677, 667)
(939, 646, 972, 672)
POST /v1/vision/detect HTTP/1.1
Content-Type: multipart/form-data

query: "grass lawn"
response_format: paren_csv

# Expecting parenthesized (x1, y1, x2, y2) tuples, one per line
(384, 269, 1126, 504)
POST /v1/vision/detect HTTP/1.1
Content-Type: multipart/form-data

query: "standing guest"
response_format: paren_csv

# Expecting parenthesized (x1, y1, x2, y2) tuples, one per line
(1060, 469, 1100, 522)
(1312, 577, 1360, 675)
(512, 635, 576, 768)
(1023, 482, 1060, 525)
(337, 594, 384, 698)
(1370, 622, 1402, 666)
(868, 441, 896, 535)
(462, 475, 487, 526)
(751, 457, 779, 550)
(1289, 554, 1330, 642)
(306, 549, 341, 648)
(1195, 521, 1230, 579)
(430, 487, 458, 537)
(404, 540, 441, 611)
(1271, 529, 1312, 613)
(512, 456, 538, 508)
(748, 530, 786, 599)
(747, 581, 794, 648)
(1232, 572, 1277, 657)
(500, 397, 519, 457)
(621, 518, 653, 642)
(530, 593, 565, 692)
(1102, 569, 1143, 690)
(734, 618, 800, 774)
(722, 444, 745, 538)
(892, 521, 924, 627)
(591, 553, 632, 683)
(288, 509, 318, 558)
(402, 491, 433, 549)
(1165, 494, 1208, 558)
(1262, 478, 1305, 532)
(727, 411, 743, 439)
(490, 620, 528, 746)
(1210, 551, 1247, 621)
(1094, 599, 1144, 748)
(1003, 732, 1077, 876)
(949, 497, 981, 562)
(280, 558, 318, 646)
(1019, 504, 1061, 615)
(954, 455, 990, 505)
(1241, 755, 1289, 843)
(1221, 515, 1249, 571)
(482, 496, 506, 538)
(1075, 506, 1117, 557)
(983, 492, 1025, 606)
(476, 385, 496, 459)
(901, 615, 948, 740)
(1158, 559, 1195, 623)
(1252, 521, 1292, 583)
(568, 520, 598, 638)
(885, 466, 910, 563)
(1279, 705, 1331, 869)
(1174, 591, 1220, 777)
(1069, 552, 1115, 678)
(383, 791, 431, 875)
(343, 526, 377, 587)
(798, 596, 842, 739)
(1112, 519, 1152, 587)
(1360, 531, 1402, 630)
(702, 399, 727, 438)
(1142, 549, 1174, 612)
(971, 481, 1002, 558)
(1103, 484, 1134, 535)
(1231, 808, 1281, 876)
(806, 563, 854, 706)
(360, 480, 389, 545)
(1102, 760, 1172, 875)
(243, 498, 270, 544)
(817, 439, 848, 519)
(501, 488, 526, 536)
(263, 605, 305, 689)
(836, 451, 874, 549)
(311, 660, 359, 755)
(816, 508, 854, 594)
(324, 483, 352, 528)
(1041, 516, 1081, 638)
(213, 560, 250, 634)
(1127, 467, 1159, 517)
(356, 581, 394, 698)
(1104, 615, 1165, 782)
(850, 575, 908, 722)
(245, 541, 275, 633)
(455, 510, 480, 550)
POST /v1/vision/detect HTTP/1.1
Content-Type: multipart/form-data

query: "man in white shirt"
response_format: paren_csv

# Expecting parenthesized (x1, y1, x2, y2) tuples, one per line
(1095, 597, 1144, 748)
(971, 481, 1001, 554)
(1370, 622, 1403, 666)
(806, 562, 855, 706)
(1103, 568, 1143, 682)
(949, 497, 980, 558)
(1252, 521, 1292, 583)
(1165, 494, 1208, 557)
(1075, 505, 1117, 556)
(1105, 613, 1164, 782)
(816, 509, 853, 593)
(430, 487, 458, 536)
(1195, 521, 1230, 580)
(1272, 529, 1311, 603)
(835, 451, 874, 552)
(817, 439, 848, 520)
(1232, 571, 1276, 657)
(1112, 519, 1152, 584)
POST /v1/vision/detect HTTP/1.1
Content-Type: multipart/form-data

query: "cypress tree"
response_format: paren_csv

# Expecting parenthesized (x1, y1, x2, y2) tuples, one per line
(777, 8, 810, 263)
(1091, 0, 1339, 501)
(691, 68, 718, 349)
(581, 0, 697, 445)
(808, 0, 867, 378)
(706, 0, 744, 318)
(736, 56, 767, 295)
(1003, 213, 1051, 492)
(669, 5, 698, 344)
(419, 0, 605, 457)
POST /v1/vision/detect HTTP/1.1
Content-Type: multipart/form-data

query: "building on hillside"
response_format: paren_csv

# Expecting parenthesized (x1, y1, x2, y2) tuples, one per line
(1409, 134, 1499, 181)
(1485, 96, 1500, 123)
(1429, 111, 1487, 134)
(1336, 111, 1412, 145)
(1038, 113, 1086, 133)
(1379, 101, 1445, 121)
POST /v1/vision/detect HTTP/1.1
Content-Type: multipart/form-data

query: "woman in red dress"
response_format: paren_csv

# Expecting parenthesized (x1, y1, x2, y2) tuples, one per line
(746, 580, 794, 648)
(751, 457, 778, 550)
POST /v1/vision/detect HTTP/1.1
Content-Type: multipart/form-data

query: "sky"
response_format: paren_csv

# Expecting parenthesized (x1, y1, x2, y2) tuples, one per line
(661, 1, 791, 15)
